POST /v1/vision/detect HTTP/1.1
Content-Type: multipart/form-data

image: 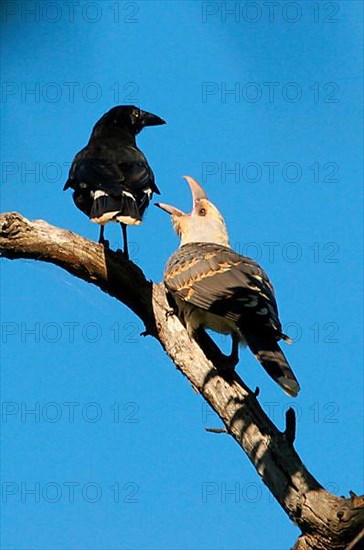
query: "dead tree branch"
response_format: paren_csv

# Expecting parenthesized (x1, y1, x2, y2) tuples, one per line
(1, 211, 363, 550)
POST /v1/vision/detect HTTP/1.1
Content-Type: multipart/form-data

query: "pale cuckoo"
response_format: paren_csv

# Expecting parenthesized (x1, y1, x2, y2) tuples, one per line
(156, 176, 300, 396)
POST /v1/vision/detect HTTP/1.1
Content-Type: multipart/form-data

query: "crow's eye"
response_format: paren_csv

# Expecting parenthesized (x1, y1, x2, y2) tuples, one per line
(199, 208, 206, 216)
(133, 110, 140, 118)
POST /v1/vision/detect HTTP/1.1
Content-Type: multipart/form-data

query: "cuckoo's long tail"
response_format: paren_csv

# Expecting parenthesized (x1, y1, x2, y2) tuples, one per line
(243, 332, 300, 397)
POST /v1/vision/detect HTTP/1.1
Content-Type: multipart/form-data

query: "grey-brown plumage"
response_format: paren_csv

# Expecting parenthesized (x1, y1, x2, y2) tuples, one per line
(157, 176, 300, 396)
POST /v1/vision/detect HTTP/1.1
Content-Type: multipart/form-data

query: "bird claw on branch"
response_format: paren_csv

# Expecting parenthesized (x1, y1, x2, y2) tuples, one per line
(165, 308, 176, 319)
(98, 237, 110, 249)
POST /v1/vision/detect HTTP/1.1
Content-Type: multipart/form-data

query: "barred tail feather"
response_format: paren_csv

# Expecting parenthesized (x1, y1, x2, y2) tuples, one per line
(90, 190, 141, 226)
(244, 333, 300, 397)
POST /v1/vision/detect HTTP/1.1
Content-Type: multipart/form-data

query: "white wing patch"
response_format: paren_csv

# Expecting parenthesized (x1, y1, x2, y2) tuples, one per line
(93, 190, 108, 200)
(122, 190, 136, 201)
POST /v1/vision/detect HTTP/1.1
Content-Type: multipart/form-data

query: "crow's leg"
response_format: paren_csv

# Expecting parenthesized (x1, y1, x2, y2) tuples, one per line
(99, 226, 105, 242)
(120, 223, 129, 259)
(98, 226, 109, 248)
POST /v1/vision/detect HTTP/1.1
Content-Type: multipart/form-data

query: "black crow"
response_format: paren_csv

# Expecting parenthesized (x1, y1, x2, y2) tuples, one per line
(64, 105, 166, 258)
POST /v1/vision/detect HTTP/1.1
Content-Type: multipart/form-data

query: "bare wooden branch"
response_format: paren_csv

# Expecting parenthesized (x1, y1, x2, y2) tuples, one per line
(1, 211, 363, 550)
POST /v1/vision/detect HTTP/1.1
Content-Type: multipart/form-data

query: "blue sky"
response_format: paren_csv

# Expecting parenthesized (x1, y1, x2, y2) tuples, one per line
(1, 1, 363, 549)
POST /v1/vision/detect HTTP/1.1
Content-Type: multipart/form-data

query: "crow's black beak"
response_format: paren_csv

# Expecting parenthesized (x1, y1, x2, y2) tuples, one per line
(140, 111, 166, 127)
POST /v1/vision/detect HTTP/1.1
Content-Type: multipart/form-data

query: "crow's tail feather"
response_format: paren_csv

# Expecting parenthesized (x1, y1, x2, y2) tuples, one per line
(90, 190, 142, 226)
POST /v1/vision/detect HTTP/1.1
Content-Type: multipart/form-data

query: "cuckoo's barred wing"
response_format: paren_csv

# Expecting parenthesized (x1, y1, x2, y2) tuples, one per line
(165, 242, 283, 338)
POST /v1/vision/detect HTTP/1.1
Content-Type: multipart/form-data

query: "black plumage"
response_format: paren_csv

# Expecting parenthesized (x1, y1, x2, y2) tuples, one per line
(63, 105, 165, 257)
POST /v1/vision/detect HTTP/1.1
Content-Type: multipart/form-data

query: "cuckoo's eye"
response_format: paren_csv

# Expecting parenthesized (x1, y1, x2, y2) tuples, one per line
(198, 207, 206, 216)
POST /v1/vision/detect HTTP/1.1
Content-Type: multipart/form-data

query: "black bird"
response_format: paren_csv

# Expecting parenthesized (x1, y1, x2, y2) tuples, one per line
(63, 105, 166, 258)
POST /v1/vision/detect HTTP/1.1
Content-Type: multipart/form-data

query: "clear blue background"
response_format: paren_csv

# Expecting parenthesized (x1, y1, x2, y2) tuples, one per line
(1, 1, 363, 549)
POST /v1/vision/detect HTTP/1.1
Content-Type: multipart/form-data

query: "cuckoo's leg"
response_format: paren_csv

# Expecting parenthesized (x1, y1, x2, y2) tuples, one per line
(120, 223, 129, 259)
(230, 332, 240, 367)
(194, 327, 239, 375)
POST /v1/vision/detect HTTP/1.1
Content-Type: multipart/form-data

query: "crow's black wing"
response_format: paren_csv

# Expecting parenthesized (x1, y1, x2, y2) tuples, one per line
(64, 157, 124, 192)
(63, 141, 159, 220)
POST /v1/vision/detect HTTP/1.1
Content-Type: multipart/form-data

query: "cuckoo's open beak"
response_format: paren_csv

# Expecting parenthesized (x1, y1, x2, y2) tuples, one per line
(155, 202, 184, 217)
(183, 176, 208, 204)
(156, 176, 208, 217)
